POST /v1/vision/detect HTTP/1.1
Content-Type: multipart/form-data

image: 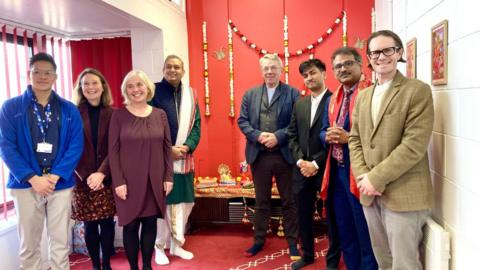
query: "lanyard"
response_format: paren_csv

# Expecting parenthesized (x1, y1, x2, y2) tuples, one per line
(32, 98, 52, 142)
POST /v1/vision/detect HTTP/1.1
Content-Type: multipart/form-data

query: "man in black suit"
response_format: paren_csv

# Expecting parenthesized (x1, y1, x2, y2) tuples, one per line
(238, 54, 300, 259)
(287, 58, 338, 270)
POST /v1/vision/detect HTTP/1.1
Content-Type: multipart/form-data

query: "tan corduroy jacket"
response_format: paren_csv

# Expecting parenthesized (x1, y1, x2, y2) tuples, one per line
(349, 71, 434, 212)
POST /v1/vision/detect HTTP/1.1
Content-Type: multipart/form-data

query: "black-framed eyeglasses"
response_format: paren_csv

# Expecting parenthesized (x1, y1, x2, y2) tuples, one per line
(367, 46, 399, 59)
(333, 60, 358, 71)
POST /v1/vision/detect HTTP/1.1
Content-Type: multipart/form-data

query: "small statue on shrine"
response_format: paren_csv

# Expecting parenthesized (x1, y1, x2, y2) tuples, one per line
(218, 164, 236, 186)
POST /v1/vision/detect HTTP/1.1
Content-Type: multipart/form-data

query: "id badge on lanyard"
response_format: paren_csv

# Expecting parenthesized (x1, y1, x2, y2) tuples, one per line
(32, 99, 53, 154)
(37, 142, 53, 153)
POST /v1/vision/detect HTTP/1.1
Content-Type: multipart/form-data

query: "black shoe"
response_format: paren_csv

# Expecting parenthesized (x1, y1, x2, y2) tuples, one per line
(291, 258, 314, 270)
(288, 244, 301, 261)
(244, 243, 263, 257)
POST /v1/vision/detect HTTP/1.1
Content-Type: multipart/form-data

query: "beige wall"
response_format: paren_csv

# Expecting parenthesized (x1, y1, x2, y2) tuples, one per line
(102, 0, 189, 84)
(375, 0, 480, 269)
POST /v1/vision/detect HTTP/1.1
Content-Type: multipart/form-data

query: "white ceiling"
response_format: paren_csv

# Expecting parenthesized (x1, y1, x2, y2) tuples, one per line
(0, 0, 155, 39)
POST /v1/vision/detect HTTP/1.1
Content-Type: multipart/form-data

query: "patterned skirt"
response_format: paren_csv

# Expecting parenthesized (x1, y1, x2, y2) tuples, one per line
(72, 184, 116, 221)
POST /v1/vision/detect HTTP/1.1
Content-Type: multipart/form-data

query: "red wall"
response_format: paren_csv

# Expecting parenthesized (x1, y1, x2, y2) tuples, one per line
(186, 0, 374, 177)
(70, 37, 132, 108)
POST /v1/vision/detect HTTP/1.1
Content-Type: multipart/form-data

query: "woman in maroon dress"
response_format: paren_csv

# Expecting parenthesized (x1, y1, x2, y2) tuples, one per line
(72, 68, 116, 270)
(109, 70, 173, 270)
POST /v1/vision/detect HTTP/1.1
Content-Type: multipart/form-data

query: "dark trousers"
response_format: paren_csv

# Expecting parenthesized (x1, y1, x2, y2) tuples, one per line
(251, 151, 298, 246)
(294, 172, 317, 261)
(123, 215, 157, 270)
(325, 193, 342, 268)
(329, 162, 377, 270)
(84, 217, 115, 268)
(293, 168, 341, 267)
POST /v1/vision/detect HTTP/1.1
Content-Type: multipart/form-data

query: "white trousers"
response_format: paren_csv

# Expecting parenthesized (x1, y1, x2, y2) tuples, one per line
(156, 202, 194, 247)
(11, 187, 73, 270)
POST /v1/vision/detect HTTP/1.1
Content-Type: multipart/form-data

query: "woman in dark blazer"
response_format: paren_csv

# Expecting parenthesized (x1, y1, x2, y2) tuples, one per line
(109, 70, 173, 270)
(72, 68, 116, 270)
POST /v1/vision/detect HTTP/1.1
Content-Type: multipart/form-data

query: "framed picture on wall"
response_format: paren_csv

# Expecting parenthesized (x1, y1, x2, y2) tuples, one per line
(431, 20, 448, 85)
(406, 38, 417, 79)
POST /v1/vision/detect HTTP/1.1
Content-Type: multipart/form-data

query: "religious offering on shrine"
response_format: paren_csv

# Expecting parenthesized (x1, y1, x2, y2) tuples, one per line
(218, 164, 236, 186)
(195, 176, 218, 189)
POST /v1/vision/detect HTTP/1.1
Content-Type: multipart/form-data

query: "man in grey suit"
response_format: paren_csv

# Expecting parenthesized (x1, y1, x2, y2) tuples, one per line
(349, 30, 434, 270)
(238, 54, 300, 259)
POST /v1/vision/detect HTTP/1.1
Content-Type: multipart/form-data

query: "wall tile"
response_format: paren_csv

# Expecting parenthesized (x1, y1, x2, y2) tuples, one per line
(429, 132, 445, 175)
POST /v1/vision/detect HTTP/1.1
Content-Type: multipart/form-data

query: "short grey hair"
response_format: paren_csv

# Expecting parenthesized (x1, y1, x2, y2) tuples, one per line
(259, 53, 283, 69)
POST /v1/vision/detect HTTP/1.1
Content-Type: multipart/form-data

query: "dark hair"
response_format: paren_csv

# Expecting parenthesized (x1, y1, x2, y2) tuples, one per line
(29, 52, 57, 71)
(298, 58, 326, 74)
(331, 46, 362, 64)
(366, 30, 406, 68)
(73, 68, 113, 107)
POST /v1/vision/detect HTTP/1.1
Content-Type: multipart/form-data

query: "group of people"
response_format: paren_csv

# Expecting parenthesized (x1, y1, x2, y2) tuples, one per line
(0, 29, 433, 270)
(238, 29, 434, 270)
(0, 53, 200, 270)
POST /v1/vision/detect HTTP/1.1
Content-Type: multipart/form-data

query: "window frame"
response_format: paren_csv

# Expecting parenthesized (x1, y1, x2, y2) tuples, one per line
(0, 32, 34, 217)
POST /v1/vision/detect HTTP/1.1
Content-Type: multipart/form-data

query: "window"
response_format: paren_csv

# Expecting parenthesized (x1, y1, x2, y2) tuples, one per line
(0, 28, 73, 221)
(0, 30, 33, 219)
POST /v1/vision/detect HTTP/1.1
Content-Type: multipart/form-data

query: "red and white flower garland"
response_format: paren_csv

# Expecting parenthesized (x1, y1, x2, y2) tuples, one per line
(202, 21, 211, 116)
(228, 11, 345, 58)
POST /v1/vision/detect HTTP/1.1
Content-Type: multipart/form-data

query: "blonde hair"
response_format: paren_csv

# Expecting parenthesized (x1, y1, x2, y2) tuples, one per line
(259, 53, 284, 69)
(73, 68, 113, 107)
(120, 70, 155, 105)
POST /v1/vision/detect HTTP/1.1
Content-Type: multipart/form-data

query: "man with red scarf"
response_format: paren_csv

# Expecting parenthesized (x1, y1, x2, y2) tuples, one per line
(319, 47, 377, 270)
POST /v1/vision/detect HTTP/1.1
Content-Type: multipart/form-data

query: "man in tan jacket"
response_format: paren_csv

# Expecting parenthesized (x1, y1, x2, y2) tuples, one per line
(349, 30, 434, 270)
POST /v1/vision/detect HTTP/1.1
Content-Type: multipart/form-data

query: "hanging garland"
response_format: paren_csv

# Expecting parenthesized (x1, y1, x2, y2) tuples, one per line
(227, 20, 235, 118)
(343, 10, 348, 46)
(202, 21, 211, 116)
(228, 11, 345, 58)
(283, 15, 289, 83)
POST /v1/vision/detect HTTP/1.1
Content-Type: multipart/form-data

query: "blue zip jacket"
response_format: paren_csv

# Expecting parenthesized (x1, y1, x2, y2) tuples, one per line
(0, 86, 84, 190)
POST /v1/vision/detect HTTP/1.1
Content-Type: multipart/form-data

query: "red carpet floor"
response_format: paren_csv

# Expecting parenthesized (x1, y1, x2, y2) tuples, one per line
(70, 224, 346, 270)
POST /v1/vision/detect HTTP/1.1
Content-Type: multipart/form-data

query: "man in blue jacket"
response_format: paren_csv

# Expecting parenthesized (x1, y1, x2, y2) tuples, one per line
(0, 52, 83, 270)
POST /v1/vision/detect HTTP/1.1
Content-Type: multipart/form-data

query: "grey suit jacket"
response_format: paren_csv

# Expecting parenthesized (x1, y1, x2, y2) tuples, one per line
(238, 82, 300, 164)
(349, 71, 434, 211)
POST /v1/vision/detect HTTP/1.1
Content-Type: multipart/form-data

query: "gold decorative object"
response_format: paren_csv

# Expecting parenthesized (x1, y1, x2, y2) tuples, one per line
(277, 218, 285, 237)
(213, 47, 226, 60)
(267, 221, 272, 235)
(354, 37, 366, 49)
(241, 206, 250, 224)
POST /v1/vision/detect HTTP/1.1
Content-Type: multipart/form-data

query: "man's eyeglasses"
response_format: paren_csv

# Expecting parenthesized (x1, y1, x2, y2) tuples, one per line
(30, 69, 56, 77)
(333, 60, 358, 71)
(367, 46, 399, 60)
